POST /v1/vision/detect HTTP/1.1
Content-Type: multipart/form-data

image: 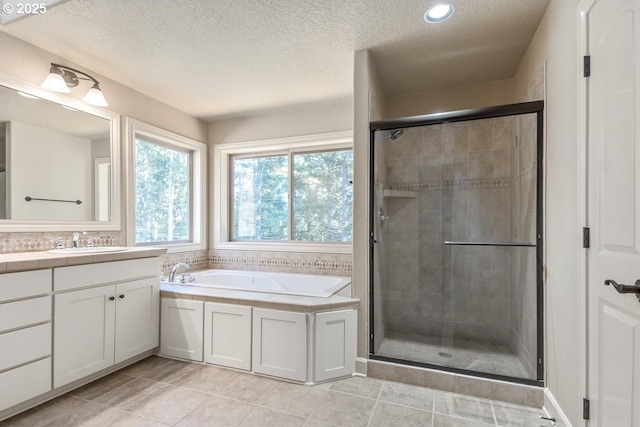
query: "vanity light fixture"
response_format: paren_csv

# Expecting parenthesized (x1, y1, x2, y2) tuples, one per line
(425, 3, 455, 23)
(41, 63, 108, 107)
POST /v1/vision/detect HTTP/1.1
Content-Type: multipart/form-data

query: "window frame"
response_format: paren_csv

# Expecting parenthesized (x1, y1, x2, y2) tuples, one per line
(213, 131, 353, 254)
(125, 118, 207, 253)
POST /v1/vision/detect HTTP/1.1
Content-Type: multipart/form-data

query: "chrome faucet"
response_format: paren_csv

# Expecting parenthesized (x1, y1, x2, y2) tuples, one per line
(72, 231, 94, 248)
(169, 262, 190, 282)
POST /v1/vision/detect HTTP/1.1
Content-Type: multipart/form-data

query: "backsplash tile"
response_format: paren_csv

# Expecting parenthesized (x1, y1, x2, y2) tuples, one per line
(0, 231, 122, 254)
(209, 249, 352, 277)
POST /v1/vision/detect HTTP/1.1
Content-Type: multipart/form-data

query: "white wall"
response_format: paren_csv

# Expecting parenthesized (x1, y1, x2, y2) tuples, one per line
(353, 49, 386, 359)
(384, 78, 517, 119)
(513, 1, 582, 424)
(208, 99, 352, 145)
(8, 121, 92, 220)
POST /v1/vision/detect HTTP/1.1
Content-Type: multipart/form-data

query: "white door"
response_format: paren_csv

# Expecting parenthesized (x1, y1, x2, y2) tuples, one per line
(587, 1, 640, 425)
(114, 278, 160, 364)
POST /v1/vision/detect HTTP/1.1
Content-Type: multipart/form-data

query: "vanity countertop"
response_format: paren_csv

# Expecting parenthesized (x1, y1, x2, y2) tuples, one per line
(0, 247, 167, 273)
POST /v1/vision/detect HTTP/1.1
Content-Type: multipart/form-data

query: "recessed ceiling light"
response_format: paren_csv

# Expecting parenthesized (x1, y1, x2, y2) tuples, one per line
(425, 3, 455, 23)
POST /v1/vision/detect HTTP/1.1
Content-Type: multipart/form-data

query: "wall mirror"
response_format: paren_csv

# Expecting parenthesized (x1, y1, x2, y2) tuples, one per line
(0, 73, 120, 231)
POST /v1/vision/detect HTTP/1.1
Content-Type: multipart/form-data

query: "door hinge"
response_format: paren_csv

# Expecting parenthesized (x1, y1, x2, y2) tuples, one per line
(583, 398, 590, 420)
(584, 55, 591, 77)
(583, 227, 590, 248)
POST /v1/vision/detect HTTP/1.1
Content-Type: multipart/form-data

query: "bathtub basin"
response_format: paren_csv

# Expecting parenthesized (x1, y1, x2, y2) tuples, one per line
(174, 269, 351, 298)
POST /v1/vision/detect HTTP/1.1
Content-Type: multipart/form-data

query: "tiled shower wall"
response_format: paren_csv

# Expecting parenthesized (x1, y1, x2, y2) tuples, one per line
(378, 112, 538, 376)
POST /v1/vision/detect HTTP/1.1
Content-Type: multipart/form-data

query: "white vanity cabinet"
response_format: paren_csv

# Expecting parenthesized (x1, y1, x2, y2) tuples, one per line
(252, 308, 307, 382)
(54, 258, 160, 388)
(0, 270, 52, 412)
(160, 298, 204, 362)
(204, 302, 251, 370)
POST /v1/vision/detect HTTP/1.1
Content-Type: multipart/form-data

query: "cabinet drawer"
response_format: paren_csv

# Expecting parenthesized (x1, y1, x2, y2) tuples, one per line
(0, 358, 51, 412)
(0, 269, 51, 302)
(0, 323, 51, 371)
(54, 258, 160, 291)
(0, 296, 51, 332)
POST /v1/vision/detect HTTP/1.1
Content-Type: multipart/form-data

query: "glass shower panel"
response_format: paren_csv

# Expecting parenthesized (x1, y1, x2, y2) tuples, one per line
(370, 106, 541, 384)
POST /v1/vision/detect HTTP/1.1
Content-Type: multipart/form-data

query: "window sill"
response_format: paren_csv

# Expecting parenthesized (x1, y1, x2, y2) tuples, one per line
(138, 242, 206, 254)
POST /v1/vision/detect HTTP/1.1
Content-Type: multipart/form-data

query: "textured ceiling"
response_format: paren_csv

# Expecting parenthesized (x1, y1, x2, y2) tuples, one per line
(0, 0, 550, 120)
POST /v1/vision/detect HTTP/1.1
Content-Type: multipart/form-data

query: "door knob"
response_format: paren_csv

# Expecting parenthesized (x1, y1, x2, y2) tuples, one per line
(604, 279, 640, 302)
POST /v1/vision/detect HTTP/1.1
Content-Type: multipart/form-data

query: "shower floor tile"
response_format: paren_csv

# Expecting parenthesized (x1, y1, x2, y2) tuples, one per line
(376, 332, 531, 379)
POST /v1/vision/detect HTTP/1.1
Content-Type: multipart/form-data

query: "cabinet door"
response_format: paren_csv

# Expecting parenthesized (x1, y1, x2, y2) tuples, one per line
(160, 298, 203, 362)
(115, 278, 160, 364)
(252, 308, 306, 382)
(54, 285, 115, 388)
(315, 310, 356, 382)
(204, 302, 251, 370)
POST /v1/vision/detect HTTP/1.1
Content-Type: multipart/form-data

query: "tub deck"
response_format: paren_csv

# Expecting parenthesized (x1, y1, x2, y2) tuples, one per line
(160, 282, 359, 313)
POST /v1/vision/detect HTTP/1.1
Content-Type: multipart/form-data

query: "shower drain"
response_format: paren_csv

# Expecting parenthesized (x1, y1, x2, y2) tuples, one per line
(438, 352, 453, 358)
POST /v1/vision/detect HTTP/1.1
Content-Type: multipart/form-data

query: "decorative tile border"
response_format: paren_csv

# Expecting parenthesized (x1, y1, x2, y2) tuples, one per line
(209, 249, 352, 277)
(0, 231, 122, 254)
(0, 234, 352, 278)
(160, 250, 209, 276)
(387, 177, 510, 192)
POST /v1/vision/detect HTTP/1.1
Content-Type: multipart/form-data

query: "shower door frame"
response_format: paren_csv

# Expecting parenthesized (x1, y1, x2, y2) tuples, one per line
(368, 101, 544, 386)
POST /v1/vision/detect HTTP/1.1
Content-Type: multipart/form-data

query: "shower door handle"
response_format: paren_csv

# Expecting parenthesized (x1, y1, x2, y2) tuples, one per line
(604, 279, 640, 302)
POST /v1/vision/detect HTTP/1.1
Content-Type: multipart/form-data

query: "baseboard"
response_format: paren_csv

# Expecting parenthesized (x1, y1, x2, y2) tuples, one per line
(543, 388, 573, 427)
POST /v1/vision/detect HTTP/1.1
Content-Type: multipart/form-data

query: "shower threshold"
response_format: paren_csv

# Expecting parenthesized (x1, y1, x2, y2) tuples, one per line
(375, 331, 531, 381)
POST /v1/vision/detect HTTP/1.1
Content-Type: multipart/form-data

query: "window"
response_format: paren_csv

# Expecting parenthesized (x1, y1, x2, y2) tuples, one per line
(135, 138, 190, 243)
(126, 119, 206, 252)
(214, 131, 353, 253)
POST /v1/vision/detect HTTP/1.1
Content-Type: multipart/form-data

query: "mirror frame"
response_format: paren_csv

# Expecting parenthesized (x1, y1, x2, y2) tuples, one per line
(0, 72, 121, 231)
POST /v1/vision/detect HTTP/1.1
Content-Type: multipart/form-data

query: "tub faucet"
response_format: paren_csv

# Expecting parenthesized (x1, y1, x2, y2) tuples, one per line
(169, 263, 190, 282)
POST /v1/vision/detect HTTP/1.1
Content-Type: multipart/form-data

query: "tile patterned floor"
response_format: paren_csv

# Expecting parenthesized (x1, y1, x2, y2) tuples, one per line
(1, 356, 553, 427)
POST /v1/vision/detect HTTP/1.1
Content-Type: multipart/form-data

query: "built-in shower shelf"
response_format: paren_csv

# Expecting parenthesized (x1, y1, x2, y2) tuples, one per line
(382, 189, 417, 198)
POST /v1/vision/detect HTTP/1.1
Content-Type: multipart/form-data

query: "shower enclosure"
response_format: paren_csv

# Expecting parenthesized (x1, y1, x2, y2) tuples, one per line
(369, 102, 543, 384)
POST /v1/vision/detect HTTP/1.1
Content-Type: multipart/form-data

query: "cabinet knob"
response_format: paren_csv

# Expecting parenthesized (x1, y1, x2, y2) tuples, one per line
(119, 294, 125, 299)
(108, 296, 115, 301)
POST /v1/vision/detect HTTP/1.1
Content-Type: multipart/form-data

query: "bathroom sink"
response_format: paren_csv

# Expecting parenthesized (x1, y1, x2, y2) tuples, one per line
(47, 246, 129, 254)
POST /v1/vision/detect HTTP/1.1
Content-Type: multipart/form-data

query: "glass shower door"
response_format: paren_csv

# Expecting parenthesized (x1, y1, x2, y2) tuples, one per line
(370, 103, 543, 384)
